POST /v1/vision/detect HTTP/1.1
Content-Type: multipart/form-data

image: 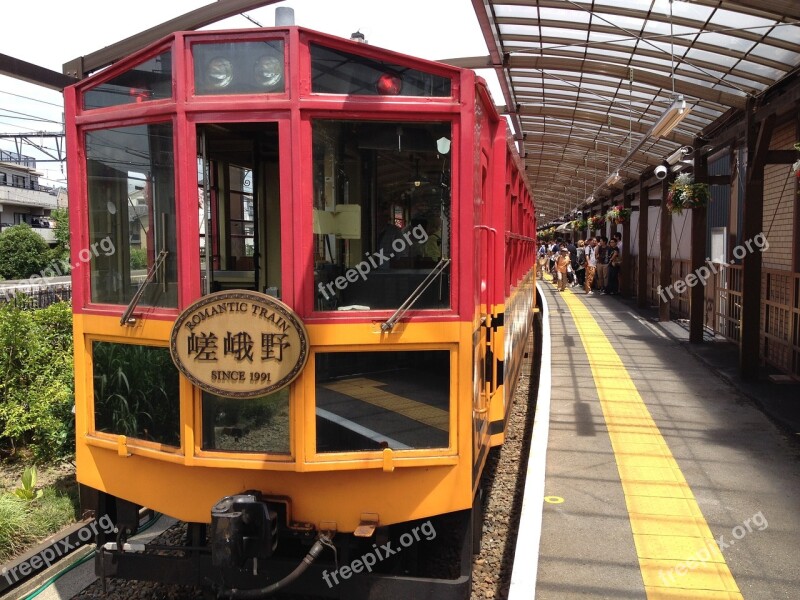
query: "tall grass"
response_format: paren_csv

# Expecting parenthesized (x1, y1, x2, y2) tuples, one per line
(0, 489, 76, 561)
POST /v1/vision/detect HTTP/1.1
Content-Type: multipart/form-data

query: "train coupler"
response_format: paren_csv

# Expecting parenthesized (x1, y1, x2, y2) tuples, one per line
(210, 491, 279, 571)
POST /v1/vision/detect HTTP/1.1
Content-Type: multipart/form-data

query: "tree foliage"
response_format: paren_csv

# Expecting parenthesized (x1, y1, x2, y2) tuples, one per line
(50, 207, 71, 264)
(0, 224, 51, 280)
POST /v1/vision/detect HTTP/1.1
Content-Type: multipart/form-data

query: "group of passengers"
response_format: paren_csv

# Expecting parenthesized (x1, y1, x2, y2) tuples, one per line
(537, 233, 622, 295)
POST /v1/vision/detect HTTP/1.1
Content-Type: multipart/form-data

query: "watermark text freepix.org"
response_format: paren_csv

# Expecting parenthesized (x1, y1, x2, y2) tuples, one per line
(1, 514, 115, 585)
(0, 237, 115, 302)
(657, 232, 769, 303)
(658, 511, 768, 586)
(322, 520, 437, 588)
(317, 224, 429, 301)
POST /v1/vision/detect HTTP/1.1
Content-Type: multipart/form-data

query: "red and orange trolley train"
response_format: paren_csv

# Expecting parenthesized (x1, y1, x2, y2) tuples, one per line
(67, 24, 536, 598)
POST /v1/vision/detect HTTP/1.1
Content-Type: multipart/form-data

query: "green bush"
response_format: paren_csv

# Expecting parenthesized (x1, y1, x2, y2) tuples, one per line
(0, 224, 51, 280)
(129, 247, 148, 270)
(50, 207, 70, 258)
(0, 301, 74, 461)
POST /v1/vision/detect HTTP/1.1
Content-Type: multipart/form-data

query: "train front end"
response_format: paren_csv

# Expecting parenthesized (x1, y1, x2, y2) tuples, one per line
(66, 25, 518, 598)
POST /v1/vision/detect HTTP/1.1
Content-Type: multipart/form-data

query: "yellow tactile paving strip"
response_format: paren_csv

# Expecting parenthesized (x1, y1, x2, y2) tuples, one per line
(558, 287, 742, 599)
(322, 377, 449, 431)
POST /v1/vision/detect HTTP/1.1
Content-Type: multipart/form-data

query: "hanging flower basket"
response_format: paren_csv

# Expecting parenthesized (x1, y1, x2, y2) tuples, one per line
(667, 173, 709, 215)
(588, 215, 604, 230)
(537, 226, 557, 242)
(605, 205, 631, 224)
(574, 219, 588, 231)
(793, 142, 800, 178)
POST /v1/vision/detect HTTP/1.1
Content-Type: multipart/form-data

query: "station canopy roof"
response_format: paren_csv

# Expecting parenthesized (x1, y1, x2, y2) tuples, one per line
(9, 0, 797, 225)
(447, 0, 800, 222)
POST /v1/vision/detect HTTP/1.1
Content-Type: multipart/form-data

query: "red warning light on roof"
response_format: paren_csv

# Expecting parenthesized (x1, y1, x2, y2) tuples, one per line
(376, 73, 402, 95)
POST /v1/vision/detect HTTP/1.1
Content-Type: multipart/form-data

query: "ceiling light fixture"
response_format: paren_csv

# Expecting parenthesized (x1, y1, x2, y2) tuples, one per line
(605, 171, 622, 186)
(650, 95, 691, 139)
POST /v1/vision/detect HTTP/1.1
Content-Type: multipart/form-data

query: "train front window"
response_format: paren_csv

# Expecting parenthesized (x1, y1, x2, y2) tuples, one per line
(310, 44, 451, 96)
(312, 120, 451, 311)
(193, 41, 285, 95)
(86, 123, 178, 308)
(315, 350, 450, 452)
(83, 50, 173, 110)
(92, 341, 180, 447)
(197, 122, 281, 295)
(201, 389, 290, 454)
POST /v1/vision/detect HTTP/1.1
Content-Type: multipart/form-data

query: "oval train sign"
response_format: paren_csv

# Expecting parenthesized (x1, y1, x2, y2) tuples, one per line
(170, 290, 309, 398)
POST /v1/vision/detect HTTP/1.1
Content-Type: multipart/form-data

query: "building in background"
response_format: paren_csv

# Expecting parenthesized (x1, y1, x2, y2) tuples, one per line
(0, 151, 59, 245)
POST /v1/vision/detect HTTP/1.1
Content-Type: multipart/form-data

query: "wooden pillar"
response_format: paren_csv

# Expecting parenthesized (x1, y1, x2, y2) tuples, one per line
(658, 177, 672, 322)
(740, 101, 774, 379)
(637, 177, 649, 308)
(690, 137, 708, 343)
(622, 188, 632, 296)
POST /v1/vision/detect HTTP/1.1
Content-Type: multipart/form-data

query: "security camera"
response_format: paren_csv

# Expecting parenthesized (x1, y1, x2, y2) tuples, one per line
(654, 165, 668, 180)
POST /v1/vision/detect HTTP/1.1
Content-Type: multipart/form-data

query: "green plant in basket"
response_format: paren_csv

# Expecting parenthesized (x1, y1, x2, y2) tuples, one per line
(606, 205, 631, 224)
(668, 173, 709, 215)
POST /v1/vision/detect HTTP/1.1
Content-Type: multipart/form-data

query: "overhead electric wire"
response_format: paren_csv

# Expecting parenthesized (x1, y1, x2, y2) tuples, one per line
(0, 89, 63, 108)
(0, 111, 61, 124)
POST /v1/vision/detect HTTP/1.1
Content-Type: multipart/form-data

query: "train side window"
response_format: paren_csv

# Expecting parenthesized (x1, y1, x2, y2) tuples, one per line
(86, 123, 179, 308)
(92, 341, 180, 447)
(312, 119, 451, 311)
(315, 350, 450, 452)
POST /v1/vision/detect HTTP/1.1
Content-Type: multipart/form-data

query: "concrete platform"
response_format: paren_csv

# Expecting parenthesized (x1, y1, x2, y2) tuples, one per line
(535, 277, 800, 599)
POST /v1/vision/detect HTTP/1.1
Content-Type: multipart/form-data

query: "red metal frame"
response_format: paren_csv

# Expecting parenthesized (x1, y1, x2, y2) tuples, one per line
(66, 26, 535, 327)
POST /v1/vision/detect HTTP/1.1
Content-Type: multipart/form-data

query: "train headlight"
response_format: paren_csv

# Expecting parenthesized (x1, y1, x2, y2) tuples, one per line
(254, 55, 283, 90)
(206, 57, 233, 89)
(376, 73, 402, 95)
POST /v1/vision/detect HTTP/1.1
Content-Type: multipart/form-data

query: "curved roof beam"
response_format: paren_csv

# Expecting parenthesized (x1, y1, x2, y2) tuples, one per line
(502, 35, 793, 73)
(494, 13, 797, 53)
(508, 57, 748, 107)
(449, 55, 747, 107)
(496, 0, 800, 28)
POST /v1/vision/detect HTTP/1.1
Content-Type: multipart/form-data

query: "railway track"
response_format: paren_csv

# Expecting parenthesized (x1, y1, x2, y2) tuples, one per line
(1, 511, 165, 600)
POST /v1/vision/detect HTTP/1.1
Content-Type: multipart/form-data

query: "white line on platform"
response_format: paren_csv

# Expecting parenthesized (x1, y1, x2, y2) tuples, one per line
(507, 283, 553, 600)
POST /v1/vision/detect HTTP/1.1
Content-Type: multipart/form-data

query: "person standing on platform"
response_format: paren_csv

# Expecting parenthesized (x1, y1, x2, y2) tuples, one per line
(595, 236, 609, 292)
(575, 239, 587, 289)
(567, 238, 578, 286)
(612, 231, 623, 292)
(606, 238, 621, 295)
(555, 247, 571, 292)
(584, 238, 597, 295)
(613, 231, 622, 254)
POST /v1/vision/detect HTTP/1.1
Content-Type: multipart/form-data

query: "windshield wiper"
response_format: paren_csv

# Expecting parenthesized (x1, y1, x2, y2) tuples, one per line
(120, 249, 169, 326)
(381, 258, 450, 332)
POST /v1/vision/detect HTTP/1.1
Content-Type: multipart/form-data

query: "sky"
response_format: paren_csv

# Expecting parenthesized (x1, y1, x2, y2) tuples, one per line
(0, 0, 497, 188)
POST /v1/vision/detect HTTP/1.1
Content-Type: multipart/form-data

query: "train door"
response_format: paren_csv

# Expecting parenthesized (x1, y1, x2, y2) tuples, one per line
(473, 152, 492, 472)
(196, 122, 291, 455)
(197, 122, 281, 297)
